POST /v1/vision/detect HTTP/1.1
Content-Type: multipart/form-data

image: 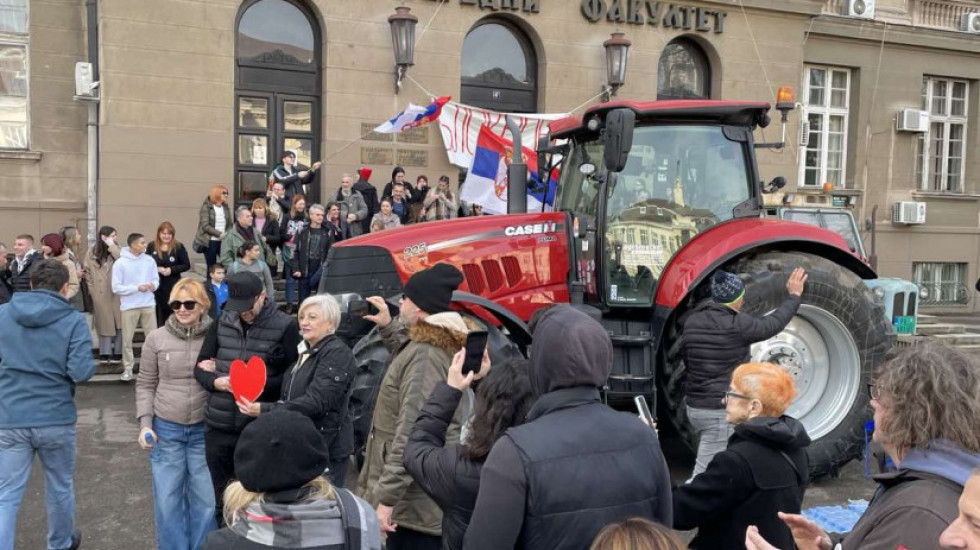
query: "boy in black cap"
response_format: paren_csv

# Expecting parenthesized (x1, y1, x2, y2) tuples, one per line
(357, 263, 475, 550)
(203, 410, 382, 550)
(677, 267, 807, 479)
(194, 271, 300, 525)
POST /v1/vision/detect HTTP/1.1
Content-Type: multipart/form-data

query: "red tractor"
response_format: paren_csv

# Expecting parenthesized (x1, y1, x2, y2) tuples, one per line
(323, 98, 893, 478)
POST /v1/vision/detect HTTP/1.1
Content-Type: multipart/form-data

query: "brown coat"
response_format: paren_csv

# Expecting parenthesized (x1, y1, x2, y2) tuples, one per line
(50, 251, 80, 300)
(356, 314, 474, 536)
(837, 469, 962, 550)
(83, 244, 122, 336)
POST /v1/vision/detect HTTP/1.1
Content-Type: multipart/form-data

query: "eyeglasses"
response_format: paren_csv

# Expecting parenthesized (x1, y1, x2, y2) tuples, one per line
(867, 382, 881, 401)
(169, 300, 198, 312)
(722, 390, 752, 405)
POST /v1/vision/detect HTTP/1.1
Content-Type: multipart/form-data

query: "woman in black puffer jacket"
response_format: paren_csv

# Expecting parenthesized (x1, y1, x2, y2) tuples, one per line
(237, 294, 357, 486)
(404, 355, 535, 550)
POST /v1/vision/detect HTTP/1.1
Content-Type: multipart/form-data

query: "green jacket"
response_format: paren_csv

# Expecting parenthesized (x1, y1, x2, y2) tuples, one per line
(219, 224, 271, 269)
(355, 314, 472, 535)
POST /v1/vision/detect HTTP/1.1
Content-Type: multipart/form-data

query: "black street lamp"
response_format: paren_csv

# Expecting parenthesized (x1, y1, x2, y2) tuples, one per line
(388, 5, 418, 94)
(602, 31, 631, 102)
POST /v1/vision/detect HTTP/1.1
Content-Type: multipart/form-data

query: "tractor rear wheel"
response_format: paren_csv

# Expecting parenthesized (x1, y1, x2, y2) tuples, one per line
(661, 251, 894, 479)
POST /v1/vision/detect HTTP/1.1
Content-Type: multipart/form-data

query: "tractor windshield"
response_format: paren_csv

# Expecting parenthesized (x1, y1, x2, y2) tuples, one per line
(556, 125, 753, 306)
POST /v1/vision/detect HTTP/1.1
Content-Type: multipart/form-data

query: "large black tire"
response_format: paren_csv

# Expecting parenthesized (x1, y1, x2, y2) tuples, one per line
(661, 251, 894, 479)
(348, 316, 523, 464)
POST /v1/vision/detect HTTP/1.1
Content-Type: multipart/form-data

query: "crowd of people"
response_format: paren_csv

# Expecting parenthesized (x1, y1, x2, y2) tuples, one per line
(2, 167, 980, 550)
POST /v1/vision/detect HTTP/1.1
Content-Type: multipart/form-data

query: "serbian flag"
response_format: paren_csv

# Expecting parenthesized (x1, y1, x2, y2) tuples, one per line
(374, 96, 451, 134)
(460, 125, 556, 215)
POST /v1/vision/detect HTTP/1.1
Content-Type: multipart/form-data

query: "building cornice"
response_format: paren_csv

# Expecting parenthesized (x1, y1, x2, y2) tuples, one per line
(696, 0, 827, 16)
(809, 16, 980, 54)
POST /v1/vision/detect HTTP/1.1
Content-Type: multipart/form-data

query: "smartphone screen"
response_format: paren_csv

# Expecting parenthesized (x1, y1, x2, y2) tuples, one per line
(462, 331, 489, 376)
(348, 299, 370, 319)
(634, 396, 656, 430)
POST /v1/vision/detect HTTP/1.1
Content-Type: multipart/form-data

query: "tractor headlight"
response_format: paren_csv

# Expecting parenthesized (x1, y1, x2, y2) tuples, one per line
(872, 286, 885, 303)
(918, 286, 930, 300)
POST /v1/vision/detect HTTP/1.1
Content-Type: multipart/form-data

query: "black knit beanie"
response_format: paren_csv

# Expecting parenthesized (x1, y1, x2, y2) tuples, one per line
(234, 410, 328, 493)
(403, 263, 464, 314)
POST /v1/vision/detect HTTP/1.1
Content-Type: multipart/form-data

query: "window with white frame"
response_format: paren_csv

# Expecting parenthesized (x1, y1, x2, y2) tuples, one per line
(917, 77, 968, 192)
(0, 0, 27, 150)
(800, 66, 850, 188)
(913, 262, 969, 305)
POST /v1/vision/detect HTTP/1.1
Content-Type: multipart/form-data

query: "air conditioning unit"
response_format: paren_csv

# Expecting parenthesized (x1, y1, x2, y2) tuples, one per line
(844, 0, 875, 19)
(961, 13, 980, 33)
(896, 109, 929, 132)
(893, 201, 926, 225)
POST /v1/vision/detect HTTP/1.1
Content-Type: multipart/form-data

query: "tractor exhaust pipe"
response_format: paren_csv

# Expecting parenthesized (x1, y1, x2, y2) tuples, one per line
(505, 115, 527, 214)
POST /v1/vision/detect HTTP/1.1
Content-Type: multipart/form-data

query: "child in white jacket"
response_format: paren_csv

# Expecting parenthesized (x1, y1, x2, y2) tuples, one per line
(111, 233, 160, 381)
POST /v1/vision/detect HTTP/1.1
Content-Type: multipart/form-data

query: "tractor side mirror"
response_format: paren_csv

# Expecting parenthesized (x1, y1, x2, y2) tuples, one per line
(603, 108, 635, 173)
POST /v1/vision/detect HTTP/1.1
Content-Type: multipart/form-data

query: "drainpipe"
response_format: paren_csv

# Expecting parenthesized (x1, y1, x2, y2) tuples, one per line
(84, 0, 100, 250)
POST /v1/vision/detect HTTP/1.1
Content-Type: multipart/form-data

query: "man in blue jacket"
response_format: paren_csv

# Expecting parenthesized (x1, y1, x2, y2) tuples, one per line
(0, 259, 95, 550)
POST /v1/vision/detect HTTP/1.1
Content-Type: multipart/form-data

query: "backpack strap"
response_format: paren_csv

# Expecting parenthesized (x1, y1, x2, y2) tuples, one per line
(333, 487, 361, 550)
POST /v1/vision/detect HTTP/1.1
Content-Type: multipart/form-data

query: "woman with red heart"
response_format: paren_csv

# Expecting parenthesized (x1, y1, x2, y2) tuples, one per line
(135, 278, 216, 550)
(237, 293, 357, 486)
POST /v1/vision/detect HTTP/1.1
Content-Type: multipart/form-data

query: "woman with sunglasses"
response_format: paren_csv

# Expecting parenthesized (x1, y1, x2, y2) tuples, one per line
(672, 362, 809, 550)
(136, 278, 216, 550)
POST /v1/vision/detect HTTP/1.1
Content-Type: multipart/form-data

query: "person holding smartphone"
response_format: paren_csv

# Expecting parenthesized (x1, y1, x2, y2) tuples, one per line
(355, 263, 471, 550)
(404, 350, 534, 550)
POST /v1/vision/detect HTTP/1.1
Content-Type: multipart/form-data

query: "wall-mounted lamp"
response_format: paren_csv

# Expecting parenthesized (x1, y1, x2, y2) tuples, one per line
(602, 31, 631, 102)
(388, 5, 418, 94)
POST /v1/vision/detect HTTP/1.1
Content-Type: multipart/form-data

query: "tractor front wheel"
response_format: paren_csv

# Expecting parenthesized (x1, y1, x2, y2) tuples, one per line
(663, 251, 894, 479)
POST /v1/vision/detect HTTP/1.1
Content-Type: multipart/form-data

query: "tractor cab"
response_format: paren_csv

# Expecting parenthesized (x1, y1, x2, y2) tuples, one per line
(547, 101, 773, 311)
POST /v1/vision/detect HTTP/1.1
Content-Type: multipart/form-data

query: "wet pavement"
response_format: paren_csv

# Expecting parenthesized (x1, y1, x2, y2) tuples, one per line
(14, 382, 877, 549)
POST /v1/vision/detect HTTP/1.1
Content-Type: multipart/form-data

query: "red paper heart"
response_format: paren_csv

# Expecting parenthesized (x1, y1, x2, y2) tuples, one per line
(229, 356, 267, 404)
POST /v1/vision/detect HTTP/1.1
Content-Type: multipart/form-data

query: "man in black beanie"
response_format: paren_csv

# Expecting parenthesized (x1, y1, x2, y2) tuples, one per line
(677, 267, 807, 479)
(356, 263, 475, 550)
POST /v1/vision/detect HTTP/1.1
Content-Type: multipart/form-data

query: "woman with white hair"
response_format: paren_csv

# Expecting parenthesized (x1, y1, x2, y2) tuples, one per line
(237, 293, 358, 485)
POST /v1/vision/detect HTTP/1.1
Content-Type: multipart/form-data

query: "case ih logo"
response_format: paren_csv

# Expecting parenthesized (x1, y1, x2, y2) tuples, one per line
(505, 223, 558, 236)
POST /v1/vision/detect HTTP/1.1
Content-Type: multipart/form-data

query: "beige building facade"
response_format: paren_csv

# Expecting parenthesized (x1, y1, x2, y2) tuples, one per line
(2, 0, 980, 311)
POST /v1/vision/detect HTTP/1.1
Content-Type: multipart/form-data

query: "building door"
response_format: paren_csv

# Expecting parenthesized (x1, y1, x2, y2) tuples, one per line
(235, 0, 321, 206)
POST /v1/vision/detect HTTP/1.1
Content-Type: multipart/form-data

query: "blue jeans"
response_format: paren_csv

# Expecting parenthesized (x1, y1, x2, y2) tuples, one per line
(298, 264, 323, 303)
(0, 425, 76, 550)
(204, 240, 221, 270)
(150, 418, 215, 550)
(284, 265, 297, 306)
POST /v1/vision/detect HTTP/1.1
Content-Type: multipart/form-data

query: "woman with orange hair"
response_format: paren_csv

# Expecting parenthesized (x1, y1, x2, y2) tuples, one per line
(193, 185, 233, 270)
(147, 221, 191, 326)
(672, 362, 810, 550)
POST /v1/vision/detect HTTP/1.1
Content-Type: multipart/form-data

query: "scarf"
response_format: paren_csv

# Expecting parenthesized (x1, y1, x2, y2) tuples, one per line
(236, 223, 256, 241)
(165, 315, 212, 341)
(230, 488, 348, 548)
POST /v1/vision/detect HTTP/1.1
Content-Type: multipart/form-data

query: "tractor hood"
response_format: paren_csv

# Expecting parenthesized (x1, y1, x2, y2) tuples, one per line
(324, 212, 571, 322)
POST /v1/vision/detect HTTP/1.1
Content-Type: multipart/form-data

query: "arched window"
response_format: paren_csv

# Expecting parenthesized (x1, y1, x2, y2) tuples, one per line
(234, 0, 321, 205)
(461, 21, 537, 113)
(657, 38, 711, 100)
